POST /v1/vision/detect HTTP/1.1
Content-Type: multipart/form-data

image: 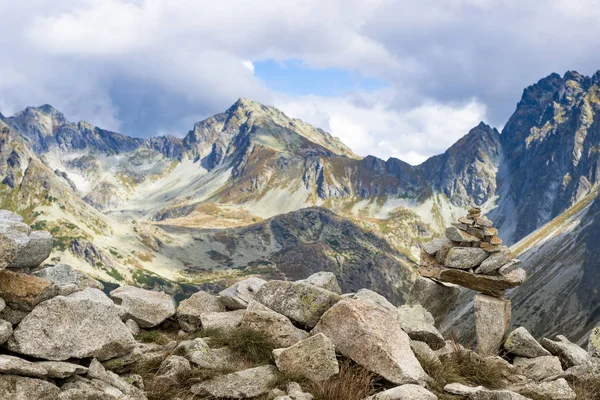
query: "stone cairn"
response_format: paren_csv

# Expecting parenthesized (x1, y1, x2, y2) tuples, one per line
(418, 207, 527, 355)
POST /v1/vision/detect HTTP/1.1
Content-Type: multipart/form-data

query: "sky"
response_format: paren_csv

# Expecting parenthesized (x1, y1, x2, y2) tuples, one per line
(1, 0, 600, 165)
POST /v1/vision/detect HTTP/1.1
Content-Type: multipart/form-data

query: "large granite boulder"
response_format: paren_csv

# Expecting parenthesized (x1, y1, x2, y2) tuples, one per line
(32, 264, 103, 292)
(0, 375, 60, 399)
(297, 272, 342, 294)
(8, 231, 53, 268)
(255, 280, 341, 328)
(312, 298, 426, 384)
(0, 213, 31, 270)
(176, 291, 225, 332)
(241, 307, 308, 348)
(396, 304, 445, 350)
(474, 294, 511, 356)
(191, 365, 280, 398)
(512, 356, 563, 381)
(8, 295, 136, 361)
(352, 289, 396, 312)
(273, 333, 339, 382)
(504, 327, 551, 358)
(541, 335, 589, 368)
(110, 286, 176, 328)
(219, 277, 266, 310)
(366, 384, 438, 400)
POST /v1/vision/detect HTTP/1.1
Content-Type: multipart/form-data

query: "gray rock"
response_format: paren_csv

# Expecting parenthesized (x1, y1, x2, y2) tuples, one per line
(512, 356, 563, 381)
(366, 384, 438, 400)
(297, 271, 342, 294)
(397, 304, 445, 350)
(0, 375, 60, 399)
(87, 358, 145, 398)
(444, 383, 484, 396)
(58, 388, 117, 400)
(0, 269, 59, 311)
(184, 341, 245, 370)
(588, 325, 600, 358)
(200, 309, 245, 331)
(125, 319, 140, 336)
(8, 295, 135, 361)
(475, 248, 513, 274)
(0, 355, 48, 378)
(0, 318, 12, 344)
(504, 327, 551, 358)
(155, 355, 191, 384)
(219, 277, 266, 310)
(445, 247, 490, 269)
(191, 365, 280, 398)
(68, 288, 125, 319)
(515, 378, 576, 400)
(273, 333, 339, 382)
(36, 361, 88, 378)
(410, 340, 440, 365)
(423, 237, 452, 256)
(0, 217, 31, 270)
(352, 288, 396, 311)
(498, 260, 522, 276)
(541, 335, 588, 368)
(241, 307, 308, 348)
(8, 231, 53, 268)
(407, 277, 460, 327)
(0, 297, 5, 313)
(176, 290, 225, 332)
(0, 210, 24, 222)
(61, 376, 125, 399)
(445, 226, 481, 242)
(285, 382, 313, 400)
(474, 294, 511, 356)
(110, 286, 176, 328)
(312, 298, 426, 385)
(444, 383, 528, 400)
(32, 263, 104, 291)
(256, 280, 341, 328)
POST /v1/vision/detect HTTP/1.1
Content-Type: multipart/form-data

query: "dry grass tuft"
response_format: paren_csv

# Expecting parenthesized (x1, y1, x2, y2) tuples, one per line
(569, 375, 600, 399)
(135, 330, 172, 345)
(416, 343, 510, 397)
(202, 326, 277, 365)
(307, 359, 377, 400)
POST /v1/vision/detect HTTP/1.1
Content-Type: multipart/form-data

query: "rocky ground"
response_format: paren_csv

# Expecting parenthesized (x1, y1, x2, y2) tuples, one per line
(0, 209, 600, 400)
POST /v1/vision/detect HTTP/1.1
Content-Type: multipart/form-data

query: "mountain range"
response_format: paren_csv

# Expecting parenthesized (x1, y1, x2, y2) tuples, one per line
(2, 70, 600, 340)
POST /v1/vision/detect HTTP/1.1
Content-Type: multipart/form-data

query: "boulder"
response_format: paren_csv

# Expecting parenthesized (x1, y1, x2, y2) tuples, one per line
(125, 319, 141, 336)
(37, 361, 88, 379)
(312, 298, 426, 385)
(69, 288, 125, 319)
(297, 271, 342, 294)
(588, 325, 600, 358)
(0, 216, 31, 270)
(445, 226, 481, 242)
(0, 319, 12, 344)
(255, 280, 341, 328)
(445, 247, 490, 269)
(352, 288, 396, 311)
(87, 358, 146, 398)
(0, 375, 60, 399)
(32, 263, 103, 291)
(0, 269, 59, 311)
(514, 378, 576, 400)
(504, 327, 551, 358)
(155, 355, 191, 384)
(396, 304, 445, 350)
(541, 336, 588, 368)
(366, 384, 438, 400)
(219, 277, 266, 310)
(444, 383, 528, 399)
(419, 263, 526, 298)
(176, 291, 225, 332)
(0, 355, 48, 378)
(191, 365, 280, 398)
(181, 340, 246, 370)
(8, 295, 135, 361)
(407, 277, 460, 327)
(241, 307, 309, 348)
(512, 356, 563, 381)
(474, 294, 511, 356)
(410, 340, 440, 365)
(110, 286, 176, 328)
(8, 231, 53, 268)
(273, 333, 339, 382)
(200, 310, 245, 331)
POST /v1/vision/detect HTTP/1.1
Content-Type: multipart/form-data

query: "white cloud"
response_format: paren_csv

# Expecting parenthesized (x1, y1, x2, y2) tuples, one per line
(275, 93, 487, 164)
(0, 0, 599, 160)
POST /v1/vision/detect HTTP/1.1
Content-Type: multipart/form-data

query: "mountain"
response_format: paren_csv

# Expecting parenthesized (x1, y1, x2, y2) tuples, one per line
(4, 70, 600, 337)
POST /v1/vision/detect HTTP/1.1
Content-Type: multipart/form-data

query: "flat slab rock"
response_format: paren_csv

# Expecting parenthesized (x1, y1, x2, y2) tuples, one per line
(419, 263, 526, 297)
(191, 365, 280, 398)
(110, 286, 176, 328)
(366, 384, 437, 399)
(0, 374, 61, 399)
(273, 333, 339, 382)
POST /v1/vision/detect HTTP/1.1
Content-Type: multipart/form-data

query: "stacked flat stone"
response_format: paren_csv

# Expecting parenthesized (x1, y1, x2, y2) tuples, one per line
(418, 207, 527, 356)
(419, 207, 526, 298)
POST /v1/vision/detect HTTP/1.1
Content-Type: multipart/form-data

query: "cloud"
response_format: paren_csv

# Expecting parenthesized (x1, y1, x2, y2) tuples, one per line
(0, 0, 598, 160)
